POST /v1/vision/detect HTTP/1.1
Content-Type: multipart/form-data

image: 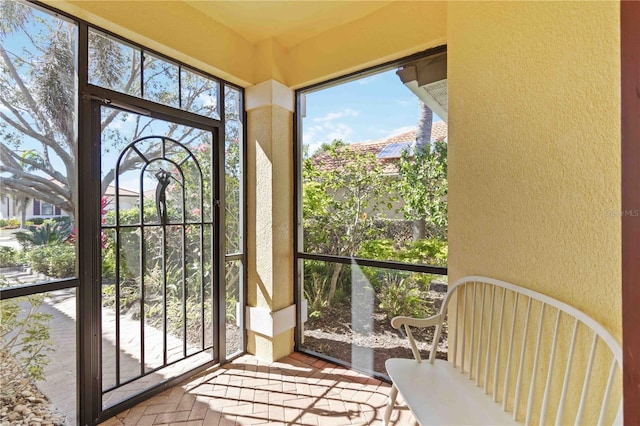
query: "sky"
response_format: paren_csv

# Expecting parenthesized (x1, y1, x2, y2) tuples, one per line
(302, 68, 443, 155)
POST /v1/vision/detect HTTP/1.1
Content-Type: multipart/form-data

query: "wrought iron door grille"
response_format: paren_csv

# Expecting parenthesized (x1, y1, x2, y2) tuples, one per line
(101, 135, 215, 396)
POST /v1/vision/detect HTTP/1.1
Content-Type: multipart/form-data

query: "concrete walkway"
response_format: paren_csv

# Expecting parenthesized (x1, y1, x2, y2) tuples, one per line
(2, 268, 210, 425)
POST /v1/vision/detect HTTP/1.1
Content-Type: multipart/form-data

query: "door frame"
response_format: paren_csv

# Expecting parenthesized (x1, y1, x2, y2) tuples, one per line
(88, 98, 225, 422)
(76, 51, 230, 424)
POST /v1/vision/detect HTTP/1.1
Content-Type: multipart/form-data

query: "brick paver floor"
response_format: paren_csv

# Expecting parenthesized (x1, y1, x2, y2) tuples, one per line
(100, 353, 416, 425)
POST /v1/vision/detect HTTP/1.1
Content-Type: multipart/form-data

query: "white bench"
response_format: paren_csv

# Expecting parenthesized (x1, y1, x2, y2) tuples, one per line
(384, 276, 622, 425)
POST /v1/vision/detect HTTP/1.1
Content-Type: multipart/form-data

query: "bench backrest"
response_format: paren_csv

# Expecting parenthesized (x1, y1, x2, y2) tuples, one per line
(430, 276, 622, 425)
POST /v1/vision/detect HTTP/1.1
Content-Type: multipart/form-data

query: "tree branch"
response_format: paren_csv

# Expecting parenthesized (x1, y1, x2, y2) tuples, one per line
(0, 107, 73, 170)
(0, 177, 72, 212)
(0, 45, 56, 142)
(0, 163, 68, 197)
(0, 141, 67, 185)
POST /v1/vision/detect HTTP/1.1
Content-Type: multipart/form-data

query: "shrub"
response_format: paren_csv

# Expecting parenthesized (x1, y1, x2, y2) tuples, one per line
(1, 218, 21, 229)
(47, 244, 76, 278)
(28, 218, 45, 225)
(378, 275, 431, 319)
(27, 244, 75, 278)
(27, 247, 50, 275)
(304, 271, 329, 319)
(0, 278, 54, 386)
(15, 220, 73, 248)
(8, 218, 20, 227)
(0, 247, 23, 268)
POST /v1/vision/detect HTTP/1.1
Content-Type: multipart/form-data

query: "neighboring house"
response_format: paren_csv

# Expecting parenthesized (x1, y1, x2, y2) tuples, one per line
(0, 195, 66, 221)
(312, 121, 448, 174)
(0, 184, 139, 221)
(104, 185, 139, 212)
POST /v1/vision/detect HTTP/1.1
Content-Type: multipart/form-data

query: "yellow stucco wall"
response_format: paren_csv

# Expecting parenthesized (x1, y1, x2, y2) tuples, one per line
(447, 2, 621, 421)
(286, 1, 447, 88)
(448, 0, 620, 338)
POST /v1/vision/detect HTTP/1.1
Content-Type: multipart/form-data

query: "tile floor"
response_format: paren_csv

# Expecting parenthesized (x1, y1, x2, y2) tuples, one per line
(100, 352, 416, 425)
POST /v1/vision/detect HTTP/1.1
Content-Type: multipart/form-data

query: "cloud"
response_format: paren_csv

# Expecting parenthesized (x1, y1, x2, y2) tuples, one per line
(386, 125, 415, 138)
(313, 108, 359, 123)
(303, 121, 355, 155)
(396, 99, 414, 107)
(303, 108, 359, 154)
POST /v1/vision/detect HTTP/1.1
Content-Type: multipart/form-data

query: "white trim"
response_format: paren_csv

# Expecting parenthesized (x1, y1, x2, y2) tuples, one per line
(246, 79, 294, 112)
(245, 304, 296, 338)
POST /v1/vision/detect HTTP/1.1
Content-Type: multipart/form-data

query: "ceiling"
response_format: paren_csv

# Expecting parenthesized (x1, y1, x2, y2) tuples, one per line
(184, 1, 394, 48)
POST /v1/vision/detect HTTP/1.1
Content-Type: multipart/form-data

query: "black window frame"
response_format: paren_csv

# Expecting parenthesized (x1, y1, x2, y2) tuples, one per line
(293, 45, 448, 378)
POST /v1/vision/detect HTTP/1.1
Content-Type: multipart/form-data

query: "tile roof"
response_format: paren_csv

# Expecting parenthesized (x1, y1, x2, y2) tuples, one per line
(310, 121, 447, 174)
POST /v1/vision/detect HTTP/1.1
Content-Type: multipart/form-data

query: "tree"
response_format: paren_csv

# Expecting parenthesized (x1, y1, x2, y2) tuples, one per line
(397, 137, 448, 240)
(13, 193, 29, 229)
(411, 101, 434, 239)
(1, 1, 77, 215)
(416, 101, 433, 153)
(303, 141, 395, 305)
(0, 1, 236, 223)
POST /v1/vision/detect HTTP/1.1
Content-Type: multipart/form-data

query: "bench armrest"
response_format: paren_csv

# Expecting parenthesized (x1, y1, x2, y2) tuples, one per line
(390, 314, 443, 363)
(390, 314, 442, 330)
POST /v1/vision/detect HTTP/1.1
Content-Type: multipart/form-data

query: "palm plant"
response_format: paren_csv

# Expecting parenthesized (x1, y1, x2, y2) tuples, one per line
(15, 220, 73, 247)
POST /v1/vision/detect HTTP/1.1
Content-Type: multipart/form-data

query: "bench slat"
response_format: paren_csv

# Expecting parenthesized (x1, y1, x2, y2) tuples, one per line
(575, 333, 598, 425)
(513, 297, 532, 419)
(484, 284, 496, 394)
(556, 317, 580, 426)
(502, 292, 520, 411)
(540, 309, 561, 425)
(525, 303, 546, 424)
(493, 288, 507, 402)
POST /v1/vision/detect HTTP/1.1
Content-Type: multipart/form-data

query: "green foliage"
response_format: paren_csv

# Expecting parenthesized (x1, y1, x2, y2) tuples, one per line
(303, 143, 395, 256)
(358, 238, 448, 267)
(226, 296, 237, 323)
(27, 244, 75, 278)
(0, 218, 21, 229)
(0, 246, 23, 267)
(400, 239, 448, 266)
(15, 220, 73, 248)
(313, 139, 347, 157)
(378, 276, 430, 319)
(101, 240, 116, 281)
(303, 142, 398, 308)
(0, 281, 54, 385)
(397, 139, 448, 238)
(303, 261, 330, 319)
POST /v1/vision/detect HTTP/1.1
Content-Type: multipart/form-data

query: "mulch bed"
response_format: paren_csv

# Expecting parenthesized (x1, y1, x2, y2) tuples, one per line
(302, 290, 448, 375)
(0, 349, 66, 426)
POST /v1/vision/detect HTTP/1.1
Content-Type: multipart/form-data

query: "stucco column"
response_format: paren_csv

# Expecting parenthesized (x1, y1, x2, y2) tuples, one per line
(245, 79, 295, 362)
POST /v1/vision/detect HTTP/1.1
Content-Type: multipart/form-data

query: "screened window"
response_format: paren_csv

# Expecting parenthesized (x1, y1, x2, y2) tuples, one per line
(295, 49, 448, 376)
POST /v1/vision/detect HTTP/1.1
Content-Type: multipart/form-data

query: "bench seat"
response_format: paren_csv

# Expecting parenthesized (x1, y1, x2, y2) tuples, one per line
(386, 358, 517, 425)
